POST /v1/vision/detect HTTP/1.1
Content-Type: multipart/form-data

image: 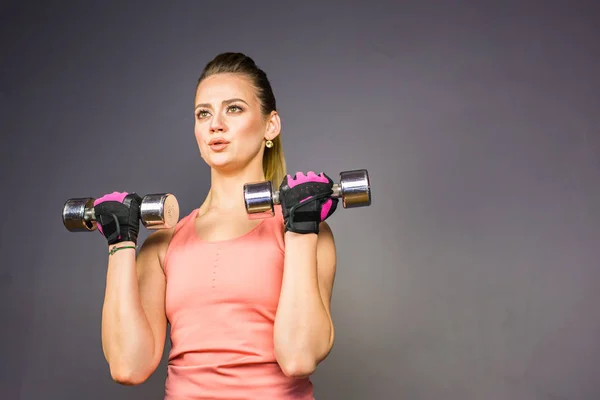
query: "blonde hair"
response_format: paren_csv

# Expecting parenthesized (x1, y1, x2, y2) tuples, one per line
(197, 52, 287, 187)
(263, 135, 286, 188)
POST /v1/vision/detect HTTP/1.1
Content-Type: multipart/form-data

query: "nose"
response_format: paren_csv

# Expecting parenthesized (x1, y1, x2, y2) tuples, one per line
(209, 111, 227, 133)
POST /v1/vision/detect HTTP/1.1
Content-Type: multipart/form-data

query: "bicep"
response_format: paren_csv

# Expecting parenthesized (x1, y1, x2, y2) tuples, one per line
(136, 229, 171, 366)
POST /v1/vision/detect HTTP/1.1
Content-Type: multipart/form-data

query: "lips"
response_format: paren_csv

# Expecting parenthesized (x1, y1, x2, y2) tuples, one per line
(208, 138, 230, 145)
(208, 138, 230, 151)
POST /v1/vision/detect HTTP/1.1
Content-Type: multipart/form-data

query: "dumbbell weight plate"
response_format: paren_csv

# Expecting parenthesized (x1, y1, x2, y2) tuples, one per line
(339, 169, 371, 208)
(140, 193, 180, 229)
(62, 197, 98, 232)
(243, 181, 276, 219)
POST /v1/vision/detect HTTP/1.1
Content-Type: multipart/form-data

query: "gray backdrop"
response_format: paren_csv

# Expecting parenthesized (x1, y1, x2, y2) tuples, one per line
(2, 1, 599, 399)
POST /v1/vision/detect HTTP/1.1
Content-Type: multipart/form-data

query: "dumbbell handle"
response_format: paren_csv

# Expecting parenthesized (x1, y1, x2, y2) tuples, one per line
(82, 207, 96, 223)
(269, 184, 343, 204)
(76, 197, 171, 223)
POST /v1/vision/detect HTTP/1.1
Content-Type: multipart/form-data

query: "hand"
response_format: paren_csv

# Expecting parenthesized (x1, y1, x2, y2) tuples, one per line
(93, 192, 143, 245)
(279, 171, 338, 234)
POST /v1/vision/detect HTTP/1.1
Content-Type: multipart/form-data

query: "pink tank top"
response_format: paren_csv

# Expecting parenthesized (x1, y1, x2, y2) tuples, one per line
(162, 204, 314, 399)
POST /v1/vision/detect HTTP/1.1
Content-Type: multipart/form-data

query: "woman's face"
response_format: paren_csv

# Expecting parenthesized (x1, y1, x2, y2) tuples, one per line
(194, 73, 278, 174)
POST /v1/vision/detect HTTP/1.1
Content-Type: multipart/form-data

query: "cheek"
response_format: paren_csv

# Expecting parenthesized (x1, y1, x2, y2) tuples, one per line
(193, 124, 207, 156)
(236, 119, 265, 143)
(194, 124, 206, 145)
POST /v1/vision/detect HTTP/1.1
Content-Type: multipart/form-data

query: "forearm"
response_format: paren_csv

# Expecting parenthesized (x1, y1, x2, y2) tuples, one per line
(101, 243, 155, 382)
(274, 232, 333, 375)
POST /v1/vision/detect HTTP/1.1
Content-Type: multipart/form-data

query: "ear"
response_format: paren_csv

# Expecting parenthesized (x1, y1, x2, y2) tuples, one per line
(264, 111, 281, 141)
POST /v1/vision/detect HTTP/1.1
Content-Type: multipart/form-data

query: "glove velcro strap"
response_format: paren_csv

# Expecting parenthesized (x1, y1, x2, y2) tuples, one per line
(97, 212, 122, 244)
(285, 191, 333, 234)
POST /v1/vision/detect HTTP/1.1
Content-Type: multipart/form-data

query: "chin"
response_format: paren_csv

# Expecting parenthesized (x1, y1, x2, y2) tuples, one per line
(204, 155, 240, 172)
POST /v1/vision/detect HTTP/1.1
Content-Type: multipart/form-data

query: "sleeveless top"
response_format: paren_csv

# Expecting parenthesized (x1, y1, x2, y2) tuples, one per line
(162, 204, 315, 399)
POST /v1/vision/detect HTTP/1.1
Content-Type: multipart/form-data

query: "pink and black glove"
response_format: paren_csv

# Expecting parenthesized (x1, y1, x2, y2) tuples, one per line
(93, 192, 143, 245)
(279, 171, 338, 234)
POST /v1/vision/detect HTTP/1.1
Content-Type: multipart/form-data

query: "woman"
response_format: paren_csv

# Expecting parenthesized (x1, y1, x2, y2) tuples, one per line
(94, 52, 339, 399)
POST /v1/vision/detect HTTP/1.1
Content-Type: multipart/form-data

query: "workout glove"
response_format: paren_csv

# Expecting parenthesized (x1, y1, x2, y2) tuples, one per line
(93, 192, 142, 245)
(279, 171, 338, 234)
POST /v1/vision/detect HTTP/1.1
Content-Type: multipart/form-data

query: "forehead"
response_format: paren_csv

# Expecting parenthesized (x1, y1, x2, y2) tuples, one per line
(195, 73, 257, 104)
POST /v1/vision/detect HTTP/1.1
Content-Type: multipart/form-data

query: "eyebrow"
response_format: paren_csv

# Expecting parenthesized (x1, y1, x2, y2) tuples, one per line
(194, 98, 249, 110)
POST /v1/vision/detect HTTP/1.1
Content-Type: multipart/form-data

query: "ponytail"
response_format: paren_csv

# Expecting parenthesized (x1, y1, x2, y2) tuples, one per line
(263, 135, 286, 188)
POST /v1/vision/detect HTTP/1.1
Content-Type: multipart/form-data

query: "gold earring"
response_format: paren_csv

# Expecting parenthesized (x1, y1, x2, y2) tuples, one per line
(265, 139, 273, 148)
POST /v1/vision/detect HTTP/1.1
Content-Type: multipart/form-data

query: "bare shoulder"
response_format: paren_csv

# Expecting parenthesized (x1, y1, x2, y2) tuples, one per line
(137, 227, 176, 273)
(319, 220, 334, 236)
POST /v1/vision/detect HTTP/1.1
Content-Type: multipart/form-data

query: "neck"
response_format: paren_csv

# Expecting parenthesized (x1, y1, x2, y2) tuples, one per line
(201, 164, 266, 214)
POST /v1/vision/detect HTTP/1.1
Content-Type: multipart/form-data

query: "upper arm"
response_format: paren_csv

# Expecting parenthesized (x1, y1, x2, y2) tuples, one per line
(135, 228, 173, 368)
(317, 221, 337, 338)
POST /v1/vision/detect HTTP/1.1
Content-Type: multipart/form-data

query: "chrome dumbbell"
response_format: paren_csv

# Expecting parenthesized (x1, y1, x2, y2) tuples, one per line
(62, 193, 180, 232)
(243, 169, 372, 218)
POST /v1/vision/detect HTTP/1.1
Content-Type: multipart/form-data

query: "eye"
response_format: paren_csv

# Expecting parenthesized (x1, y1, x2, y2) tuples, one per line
(196, 109, 210, 119)
(227, 105, 243, 113)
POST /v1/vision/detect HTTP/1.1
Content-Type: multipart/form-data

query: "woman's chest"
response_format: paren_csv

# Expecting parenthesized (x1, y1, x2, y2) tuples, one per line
(194, 212, 263, 242)
(165, 232, 285, 316)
